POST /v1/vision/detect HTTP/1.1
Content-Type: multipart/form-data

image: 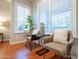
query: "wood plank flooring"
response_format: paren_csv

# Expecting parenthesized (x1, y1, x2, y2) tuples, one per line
(0, 41, 65, 59)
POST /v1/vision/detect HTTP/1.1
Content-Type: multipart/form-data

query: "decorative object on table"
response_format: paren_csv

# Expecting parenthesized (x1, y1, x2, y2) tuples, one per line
(39, 23, 45, 35)
(25, 15, 34, 33)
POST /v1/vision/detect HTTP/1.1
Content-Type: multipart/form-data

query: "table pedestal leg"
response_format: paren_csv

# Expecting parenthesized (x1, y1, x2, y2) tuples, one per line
(43, 54, 45, 59)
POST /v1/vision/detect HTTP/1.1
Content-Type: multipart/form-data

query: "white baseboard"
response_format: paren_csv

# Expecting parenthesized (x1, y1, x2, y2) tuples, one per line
(9, 40, 27, 45)
(0, 39, 9, 41)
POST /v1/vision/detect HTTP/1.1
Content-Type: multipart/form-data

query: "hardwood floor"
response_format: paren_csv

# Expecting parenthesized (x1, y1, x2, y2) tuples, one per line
(0, 41, 65, 59)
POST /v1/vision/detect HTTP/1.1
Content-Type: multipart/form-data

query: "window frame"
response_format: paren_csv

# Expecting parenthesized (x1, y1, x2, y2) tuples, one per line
(14, 2, 31, 33)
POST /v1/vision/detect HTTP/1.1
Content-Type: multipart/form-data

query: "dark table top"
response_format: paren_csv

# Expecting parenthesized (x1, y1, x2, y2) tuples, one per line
(31, 34, 50, 41)
(26, 34, 50, 37)
(36, 34, 50, 37)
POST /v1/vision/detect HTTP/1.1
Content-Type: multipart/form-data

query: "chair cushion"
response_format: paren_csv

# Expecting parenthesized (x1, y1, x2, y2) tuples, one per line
(44, 42, 65, 54)
(53, 29, 68, 44)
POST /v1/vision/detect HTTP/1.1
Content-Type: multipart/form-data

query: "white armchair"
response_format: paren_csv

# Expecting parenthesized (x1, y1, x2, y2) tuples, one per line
(43, 29, 74, 59)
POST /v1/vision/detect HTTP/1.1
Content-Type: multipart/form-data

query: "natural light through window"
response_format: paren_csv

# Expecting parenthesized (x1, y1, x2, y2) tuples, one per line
(16, 5, 30, 33)
(52, 0, 72, 31)
(39, 0, 49, 33)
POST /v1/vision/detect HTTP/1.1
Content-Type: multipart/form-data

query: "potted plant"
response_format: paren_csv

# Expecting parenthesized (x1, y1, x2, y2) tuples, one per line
(25, 15, 34, 33)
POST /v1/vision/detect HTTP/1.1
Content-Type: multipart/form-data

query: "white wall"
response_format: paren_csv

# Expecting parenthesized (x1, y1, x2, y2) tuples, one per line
(10, 0, 31, 44)
(31, 0, 40, 29)
(72, 0, 78, 38)
(0, 0, 10, 40)
(0, 0, 10, 19)
(71, 0, 78, 58)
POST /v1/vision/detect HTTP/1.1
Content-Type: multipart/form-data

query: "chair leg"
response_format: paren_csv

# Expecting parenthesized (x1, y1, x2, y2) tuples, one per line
(26, 39, 28, 46)
(43, 54, 45, 59)
(29, 41, 32, 51)
(66, 54, 71, 59)
(68, 54, 71, 59)
(55, 53, 56, 59)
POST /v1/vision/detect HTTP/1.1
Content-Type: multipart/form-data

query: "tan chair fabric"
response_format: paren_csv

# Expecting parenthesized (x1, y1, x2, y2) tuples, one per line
(53, 29, 69, 44)
(44, 42, 65, 55)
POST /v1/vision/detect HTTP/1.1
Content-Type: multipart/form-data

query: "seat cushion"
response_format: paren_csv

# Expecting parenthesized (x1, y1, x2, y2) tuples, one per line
(53, 29, 68, 44)
(44, 42, 65, 54)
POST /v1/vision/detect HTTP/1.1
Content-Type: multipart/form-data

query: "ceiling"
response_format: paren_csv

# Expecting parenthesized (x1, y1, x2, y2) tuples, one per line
(29, 0, 39, 2)
(29, 0, 35, 2)
(6, 0, 11, 2)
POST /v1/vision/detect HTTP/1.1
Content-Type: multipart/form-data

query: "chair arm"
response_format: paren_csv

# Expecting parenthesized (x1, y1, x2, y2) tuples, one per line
(65, 38, 74, 55)
(42, 35, 53, 44)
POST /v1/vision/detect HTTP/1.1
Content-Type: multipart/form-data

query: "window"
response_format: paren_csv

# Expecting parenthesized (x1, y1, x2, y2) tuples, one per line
(33, 0, 72, 33)
(39, 0, 49, 33)
(15, 3, 30, 33)
(52, 0, 72, 31)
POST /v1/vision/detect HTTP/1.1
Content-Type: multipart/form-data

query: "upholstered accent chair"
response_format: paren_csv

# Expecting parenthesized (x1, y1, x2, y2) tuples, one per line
(43, 29, 74, 59)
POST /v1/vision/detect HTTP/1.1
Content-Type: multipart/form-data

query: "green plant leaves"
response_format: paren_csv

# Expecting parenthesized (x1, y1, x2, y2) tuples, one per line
(24, 15, 34, 31)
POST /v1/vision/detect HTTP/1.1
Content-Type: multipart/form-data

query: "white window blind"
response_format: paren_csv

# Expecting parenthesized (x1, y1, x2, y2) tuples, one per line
(52, 0, 72, 31)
